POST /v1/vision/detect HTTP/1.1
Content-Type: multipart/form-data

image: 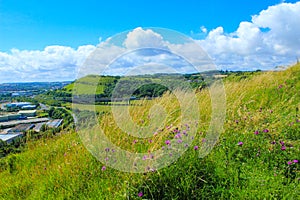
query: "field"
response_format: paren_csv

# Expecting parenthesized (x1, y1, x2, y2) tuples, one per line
(0, 64, 299, 199)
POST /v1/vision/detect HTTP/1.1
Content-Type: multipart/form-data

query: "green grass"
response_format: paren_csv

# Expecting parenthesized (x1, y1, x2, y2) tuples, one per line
(0, 64, 299, 199)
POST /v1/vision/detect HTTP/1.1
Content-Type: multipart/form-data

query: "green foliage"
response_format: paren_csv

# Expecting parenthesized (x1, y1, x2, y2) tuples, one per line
(0, 64, 299, 199)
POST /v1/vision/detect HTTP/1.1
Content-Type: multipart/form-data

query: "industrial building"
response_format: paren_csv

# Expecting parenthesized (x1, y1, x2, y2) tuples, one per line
(0, 133, 23, 144)
(5, 102, 36, 110)
(8, 124, 35, 133)
(18, 110, 37, 117)
(46, 119, 63, 128)
(0, 114, 23, 122)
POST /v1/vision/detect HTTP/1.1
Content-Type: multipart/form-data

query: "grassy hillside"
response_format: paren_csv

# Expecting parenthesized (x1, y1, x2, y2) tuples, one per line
(0, 64, 299, 199)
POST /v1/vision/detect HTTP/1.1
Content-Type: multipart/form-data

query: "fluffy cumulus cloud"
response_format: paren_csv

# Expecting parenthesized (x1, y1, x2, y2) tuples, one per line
(199, 1, 300, 71)
(0, 45, 96, 83)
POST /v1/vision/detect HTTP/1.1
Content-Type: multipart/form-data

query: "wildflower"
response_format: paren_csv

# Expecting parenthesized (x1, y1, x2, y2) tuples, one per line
(254, 130, 259, 135)
(105, 157, 109, 161)
(142, 155, 147, 160)
(102, 166, 106, 171)
(288, 161, 293, 165)
(238, 142, 243, 146)
(165, 140, 171, 145)
(184, 144, 189, 148)
(263, 129, 269, 133)
(270, 110, 273, 113)
(235, 120, 239, 124)
(138, 192, 143, 197)
(280, 141, 284, 146)
(133, 140, 138, 144)
(281, 146, 286, 151)
(194, 146, 199, 150)
(174, 134, 181, 139)
(293, 160, 299, 163)
(177, 139, 183, 144)
(149, 139, 153, 143)
(162, 146, 165, 150)
(202, 138, 207, 143)
(111, 149, 116, 153)
(271, 141, 276, 145)
(278, 84, 283, 89)
(105, 148, 110, 152)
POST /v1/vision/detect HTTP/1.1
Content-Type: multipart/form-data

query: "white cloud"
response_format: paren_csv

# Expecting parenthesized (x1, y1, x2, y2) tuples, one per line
(0, 45, 96, 83)
(2, 2, 300, 83)
(200, 26, 207, 34)
(124, 27, 167, 49)
(199, 1, 300, 71)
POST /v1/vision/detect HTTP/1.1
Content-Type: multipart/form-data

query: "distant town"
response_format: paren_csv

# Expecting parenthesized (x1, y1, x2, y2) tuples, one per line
(0, 82, 73, 148)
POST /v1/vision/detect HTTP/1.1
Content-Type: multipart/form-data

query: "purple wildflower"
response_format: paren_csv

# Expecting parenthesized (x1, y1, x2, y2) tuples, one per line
(138, 192, 143, 197)
(194, 146, 199, 150)
(101, 166, 106, 171)
(142, 155, 147, 160)
(149, 139, 153, 143)
(270, 110, 273, 113)
(105, 148, 110, 152)
(271, 141, 276, 145)
(281, 146, 286, 151)
(280, 141, 284, 146)
(175, 134, 182, 139)
(238, 142, 243, 146)
(177, 139, 183, 144)
(165, 140, 171, 145)
(133, 140, 138, 144)
(263, 129, 269, 133)
(293, 160, 299, 163)
(278, 84, 283, 89)
(111, 149, 116, 153)
(288, 161, 293, 165)
(254, 130, 259, 135)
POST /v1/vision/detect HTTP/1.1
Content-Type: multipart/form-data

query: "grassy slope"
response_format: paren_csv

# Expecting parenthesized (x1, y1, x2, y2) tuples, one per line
(0, 64, 299, 199)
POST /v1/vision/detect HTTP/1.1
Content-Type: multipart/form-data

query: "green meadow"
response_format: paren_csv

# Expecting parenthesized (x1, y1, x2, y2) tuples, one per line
(0, 64, 299, 199)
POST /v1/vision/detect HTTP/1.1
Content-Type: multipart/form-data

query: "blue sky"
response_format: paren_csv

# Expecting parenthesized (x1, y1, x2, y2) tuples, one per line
(0, 0, 296, 51)
(0, 0, 300, 82)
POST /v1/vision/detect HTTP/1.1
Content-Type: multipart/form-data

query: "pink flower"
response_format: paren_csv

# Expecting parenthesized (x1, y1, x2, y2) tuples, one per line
(263, 129, 269, 133)
(293, 160, 299, 163)
(165, 140, 171, 145)
(254, 130, 259, 135)
(281, 146, 286, 151)
(102, 166, 106, 171)
(194, 146, 199, 150)
(138, 192, 143, 197)
(238, 142, 243, 146)
(288, 161, 293, 165)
